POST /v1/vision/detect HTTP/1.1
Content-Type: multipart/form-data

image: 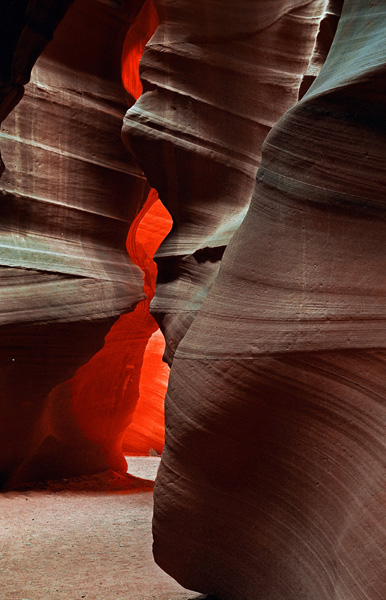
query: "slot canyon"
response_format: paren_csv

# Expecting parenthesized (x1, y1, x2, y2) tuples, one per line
(0, 0, 385, 599)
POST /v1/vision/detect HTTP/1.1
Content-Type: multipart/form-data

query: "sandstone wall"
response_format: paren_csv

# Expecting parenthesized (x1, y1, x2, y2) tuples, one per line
(145, 1, 386, 598)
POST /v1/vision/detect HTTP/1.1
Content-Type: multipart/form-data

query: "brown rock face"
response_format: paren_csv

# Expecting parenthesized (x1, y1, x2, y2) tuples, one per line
(0, 0, 75, 173)
(123, 0, 327, 363)
(0, 0, 152, 488)
(150, 1, 386, 598)
(1, 0, 148, 322)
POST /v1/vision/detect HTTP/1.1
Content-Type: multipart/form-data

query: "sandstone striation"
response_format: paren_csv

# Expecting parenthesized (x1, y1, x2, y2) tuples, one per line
(152, 1, 386, 598)
(123, 0, 327, 363)
(0, 0, 75, 175)
(0, 0, 157, 488)
(298, 0, 344, 98)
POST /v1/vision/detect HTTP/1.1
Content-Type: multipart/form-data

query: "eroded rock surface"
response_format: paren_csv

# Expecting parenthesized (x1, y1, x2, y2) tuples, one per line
(123, 0, 327, 363)
(0, 0, 76, 175)
(0, 0, 153, 488)
(152, 1, 386, 598)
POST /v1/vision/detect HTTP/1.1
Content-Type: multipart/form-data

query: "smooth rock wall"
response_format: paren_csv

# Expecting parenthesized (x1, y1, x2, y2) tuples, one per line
(0, 0, 152, 488)
(152, 1, 386, 598)
(123, 0, 327, 363)
(0, 0, 75, 174)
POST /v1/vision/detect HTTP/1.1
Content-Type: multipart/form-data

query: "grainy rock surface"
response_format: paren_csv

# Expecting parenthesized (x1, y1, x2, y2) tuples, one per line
(0, 0, 161, 489)
(151, 1, 386, 599)
(123, 0, 327, 363)
(0, 0, 75, 168)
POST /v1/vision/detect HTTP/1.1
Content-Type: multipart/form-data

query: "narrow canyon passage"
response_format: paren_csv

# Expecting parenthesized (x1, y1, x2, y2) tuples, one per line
(0, 0, 172, 489)
(1, 1, 385, 599)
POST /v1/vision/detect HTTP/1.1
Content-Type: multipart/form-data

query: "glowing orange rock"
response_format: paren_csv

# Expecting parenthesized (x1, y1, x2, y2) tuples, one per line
(50, 0, 169, 476)
(122, 328, 168, 456)
(123, 190, 171, 457)
(47, 1, 170, 473)
(0, 0, 170, 488)
(61, 191, 172, 473)
(0, 0, 152, 489)
(121, 0, 159, 101)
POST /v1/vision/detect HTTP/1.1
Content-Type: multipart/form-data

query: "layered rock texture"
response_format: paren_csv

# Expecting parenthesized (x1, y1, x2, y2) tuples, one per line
(130, 1, 386, 598)
(2, 0, 385, 596)
(0, 0, 171, 488)
(0, 0, 75, 175)
(123, 0, 327, 363)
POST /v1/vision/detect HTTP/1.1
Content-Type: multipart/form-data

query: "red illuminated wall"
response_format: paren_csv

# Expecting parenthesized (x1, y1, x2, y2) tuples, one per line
(0, 0, 171, 488)
(65, 0, 170, 463)
(62, 189, 171, 469)
(121, 0, 159, 101)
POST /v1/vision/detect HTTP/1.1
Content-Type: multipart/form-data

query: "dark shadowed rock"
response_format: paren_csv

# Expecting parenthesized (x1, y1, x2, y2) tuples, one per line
(0, 0, 151, 488)
(123, 0, 327, 363)
(151, 1, 386, 598)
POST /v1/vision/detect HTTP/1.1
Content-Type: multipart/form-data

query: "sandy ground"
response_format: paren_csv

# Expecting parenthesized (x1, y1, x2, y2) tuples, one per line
(0, 457, 205, 600)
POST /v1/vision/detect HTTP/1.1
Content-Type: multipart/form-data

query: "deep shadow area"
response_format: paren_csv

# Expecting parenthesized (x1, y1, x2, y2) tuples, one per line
(5, 469, 154, 494)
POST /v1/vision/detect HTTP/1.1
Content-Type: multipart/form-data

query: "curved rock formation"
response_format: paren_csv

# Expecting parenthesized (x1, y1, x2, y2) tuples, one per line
(121, 187, 171, 456)
(122, 327, 169, 455)
(152, 1, 386, 598)
(121, 0, 159, 102)
(0, 0, 154, 488)
(123, 0, 327, 363)
(298, 0, 344, 98)
(26, 189, 172, 487)
(0, 0, 75, 175)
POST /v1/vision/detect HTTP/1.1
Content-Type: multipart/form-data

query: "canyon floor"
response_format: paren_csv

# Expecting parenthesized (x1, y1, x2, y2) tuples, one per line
(0, 457, 203, 600)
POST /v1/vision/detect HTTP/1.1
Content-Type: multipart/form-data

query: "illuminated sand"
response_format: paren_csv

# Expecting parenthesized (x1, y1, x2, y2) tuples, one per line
(0, 457, 202, 600)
